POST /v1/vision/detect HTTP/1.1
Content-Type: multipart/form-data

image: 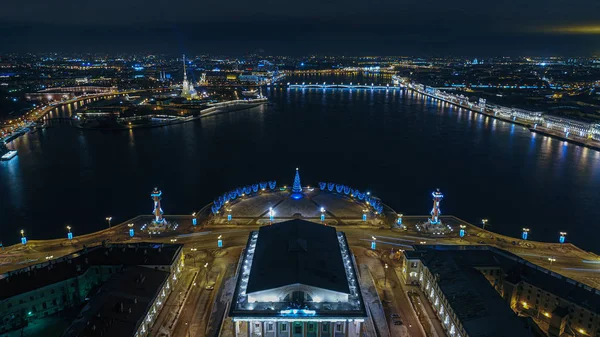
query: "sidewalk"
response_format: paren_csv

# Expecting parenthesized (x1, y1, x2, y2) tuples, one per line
(149, 268, 197, 337)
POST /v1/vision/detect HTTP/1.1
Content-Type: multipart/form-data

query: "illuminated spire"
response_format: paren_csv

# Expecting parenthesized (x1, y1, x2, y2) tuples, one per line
(183, 54, 187, 83)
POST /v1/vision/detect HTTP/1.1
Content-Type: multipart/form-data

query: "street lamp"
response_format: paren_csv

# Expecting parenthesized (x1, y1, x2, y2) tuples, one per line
(459, 224, 466, 239)
(559, 232, 567, 244)
(396, 213, 403, 226)
(384, 263, 389, 286)
(128, 223, 135, 237)
(190, 248, 197, 267)
(522, 228, 530, 240)
(204, 262, 209, 284)
(371, 236, 377, 250)
(217, 235, 223, 248)
(20, 229, 27, 245)
(227, 208, 232, 222)
(105, 216, 112, 228)
(269, 207, 274, 222)
(320, 207, 326, 222)
(548, 257, 556, 271)
(192, 212, 197, 226)
(481, 219, 488, 229)
(363, 209, 368, 222)
(67, 226, 73, 240)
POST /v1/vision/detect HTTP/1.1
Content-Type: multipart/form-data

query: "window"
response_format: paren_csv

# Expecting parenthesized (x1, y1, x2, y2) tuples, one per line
(308, 324, 314, 332)
(281, 323, 287, 332)
(336, 324, 343, 332)
(323, 324, 329, 332)
(267, 323, 273, 332)
(294, 324, 302, 334)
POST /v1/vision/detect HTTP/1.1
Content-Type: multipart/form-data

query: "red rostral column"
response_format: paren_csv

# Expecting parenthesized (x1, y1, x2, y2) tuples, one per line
(430, 189, 444, 225)
(151, 187, 164, 224)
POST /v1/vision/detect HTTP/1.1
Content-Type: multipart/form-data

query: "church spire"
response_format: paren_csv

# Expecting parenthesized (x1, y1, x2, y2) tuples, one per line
(183, 54, 187, 82)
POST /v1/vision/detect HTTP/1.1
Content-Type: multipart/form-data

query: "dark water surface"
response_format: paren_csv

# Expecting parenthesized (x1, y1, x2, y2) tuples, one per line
(2, 79, 600, 252)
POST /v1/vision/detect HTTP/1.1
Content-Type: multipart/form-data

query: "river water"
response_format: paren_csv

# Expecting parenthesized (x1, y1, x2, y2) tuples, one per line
(2, 75, 600, 252)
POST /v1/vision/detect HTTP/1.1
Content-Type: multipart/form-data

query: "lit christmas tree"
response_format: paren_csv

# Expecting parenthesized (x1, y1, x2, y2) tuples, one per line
(292, 168, 302, 193)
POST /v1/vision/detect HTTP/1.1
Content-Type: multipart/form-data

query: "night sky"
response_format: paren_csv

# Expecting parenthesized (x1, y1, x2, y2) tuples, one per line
(1, 0, 599, 55)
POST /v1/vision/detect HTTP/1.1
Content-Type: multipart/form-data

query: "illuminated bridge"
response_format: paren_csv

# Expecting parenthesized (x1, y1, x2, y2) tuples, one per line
(283, 82, 405, 90)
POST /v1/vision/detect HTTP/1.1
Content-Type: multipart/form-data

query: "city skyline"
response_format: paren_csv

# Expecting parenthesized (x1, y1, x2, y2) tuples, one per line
(1, 1, 600, 336)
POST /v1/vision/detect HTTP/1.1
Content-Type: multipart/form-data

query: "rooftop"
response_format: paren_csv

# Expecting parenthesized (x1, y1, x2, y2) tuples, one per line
(0, 243, 182, 300)
(247, 220, 350, 295)
(410, 246, 534, 337)
(409, 245, 600, 335)
(230, 220, 367, 319)
(62, 266, 169, 337)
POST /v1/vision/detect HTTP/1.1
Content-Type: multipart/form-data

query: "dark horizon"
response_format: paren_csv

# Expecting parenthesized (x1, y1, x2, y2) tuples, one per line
(1, 0, 599, 56)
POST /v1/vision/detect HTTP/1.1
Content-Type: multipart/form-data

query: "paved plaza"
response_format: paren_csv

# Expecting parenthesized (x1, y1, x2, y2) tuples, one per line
(211, 189, 385, 226)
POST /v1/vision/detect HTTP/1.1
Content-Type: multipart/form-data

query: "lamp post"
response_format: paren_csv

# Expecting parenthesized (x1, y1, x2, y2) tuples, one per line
(269, 207, 274, 223)
(67, 226, 73, 240)
(481, 219, 488, 230)
(559, 232, 567, 244)
(217, 235, 223, 248)
(190, 248, 197, 267)
(548, 257, 556, 271)
(363, 209, 368, 222)
(522, 228, 530, 240)
(105, 216, 112, 228)
(459, 224, 466, 239)
(204, 262, 209, 284)
(371, 236, 377, 250)
(192, 212, 197, 226)
(384, 263, 389, 286)
(227, 208, 232, 222)
(396, 213, 403, 226)
(20, 229, 27, 245)
(128, 223, 134, 237)
(320, 207, 325, 223)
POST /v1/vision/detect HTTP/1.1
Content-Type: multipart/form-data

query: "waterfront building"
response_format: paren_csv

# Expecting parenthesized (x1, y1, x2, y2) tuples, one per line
(542, 115, 593, 138)
(487, 105, 543, 123)
(229, 220, 367, 337)
(401, 245, 600, 337)
(0, 243, 184, 336)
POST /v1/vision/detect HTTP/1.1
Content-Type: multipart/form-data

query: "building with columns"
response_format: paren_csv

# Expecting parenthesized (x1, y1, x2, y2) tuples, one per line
(401, 245, 600, 337)
(229, 220, 367, 337)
